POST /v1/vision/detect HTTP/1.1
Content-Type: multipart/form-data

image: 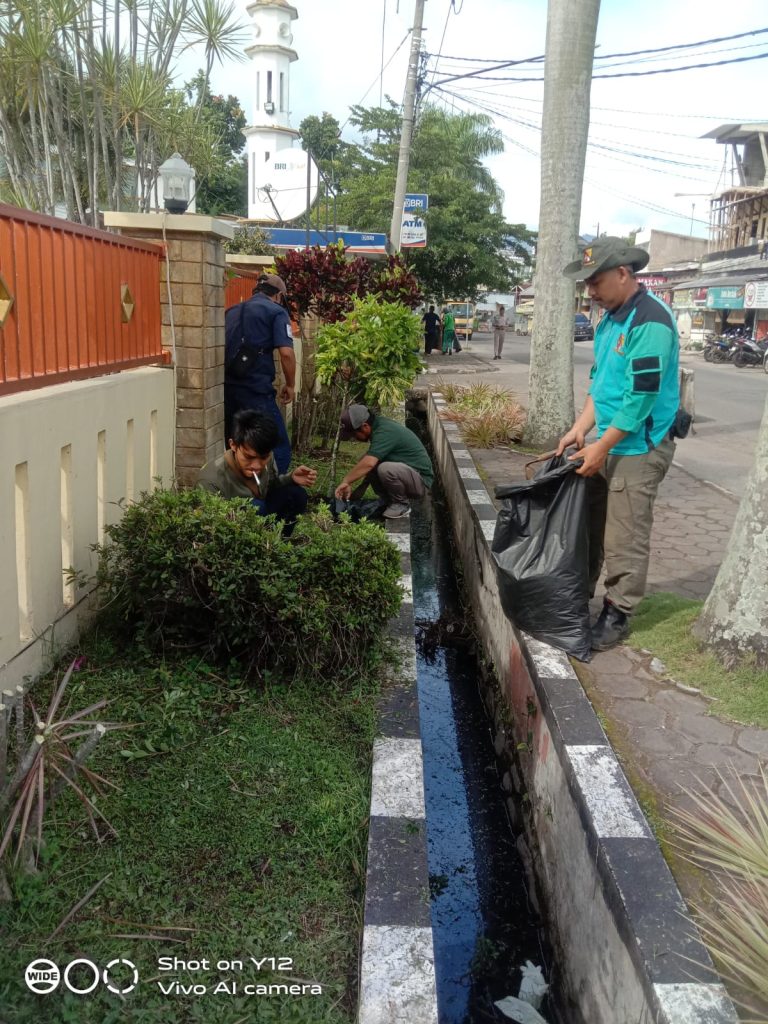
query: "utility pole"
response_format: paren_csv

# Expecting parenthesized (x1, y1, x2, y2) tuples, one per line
(389, 0, 426, 252)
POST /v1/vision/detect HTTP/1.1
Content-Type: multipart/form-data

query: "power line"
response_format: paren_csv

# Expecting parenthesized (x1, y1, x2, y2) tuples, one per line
(429, 0, 456, 88)
(439, 87, 718, 187)
(426, 25, 768, 64)
(341, 30, 412, 130)
(431, 48, 768, 85)
(445, 90, 726, 150)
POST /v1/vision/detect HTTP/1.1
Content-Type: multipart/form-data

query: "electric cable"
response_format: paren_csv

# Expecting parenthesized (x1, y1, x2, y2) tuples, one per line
(440, 87, 720, 177)
(431, 49, 768, 86)
(439, 88, 719, 205)
(340, 29, 411, 130)
(429, 0, 456, 87)
(425, 25, 768, 64)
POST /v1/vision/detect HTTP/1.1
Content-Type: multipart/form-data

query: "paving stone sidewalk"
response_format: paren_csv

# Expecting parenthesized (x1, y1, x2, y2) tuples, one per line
(467, 443, 768, 906)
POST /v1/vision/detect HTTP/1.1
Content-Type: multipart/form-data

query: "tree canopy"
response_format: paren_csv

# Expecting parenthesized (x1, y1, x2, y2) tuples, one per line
(0, 0, 245, 223)
(185, 70, 247, 217)
(299, 102, 536, 302)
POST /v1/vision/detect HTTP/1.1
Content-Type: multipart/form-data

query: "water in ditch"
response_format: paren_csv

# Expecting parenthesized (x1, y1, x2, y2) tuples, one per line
(410, 481, 560, 1024)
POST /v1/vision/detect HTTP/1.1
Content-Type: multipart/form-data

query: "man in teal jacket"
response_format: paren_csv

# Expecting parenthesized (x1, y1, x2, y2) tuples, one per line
(558, 237, 680, 651)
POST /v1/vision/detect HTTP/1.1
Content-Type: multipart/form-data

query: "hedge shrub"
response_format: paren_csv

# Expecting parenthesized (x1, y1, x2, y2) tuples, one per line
(94, 490, 402, 681)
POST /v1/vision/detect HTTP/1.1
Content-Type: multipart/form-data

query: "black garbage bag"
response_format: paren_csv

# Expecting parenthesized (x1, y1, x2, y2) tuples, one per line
(325, 498, 385, 524)
(492, 454, 592, 661)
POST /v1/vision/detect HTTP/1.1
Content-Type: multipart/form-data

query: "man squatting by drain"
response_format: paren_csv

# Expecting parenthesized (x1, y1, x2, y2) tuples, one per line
(334, 404, 433, 520)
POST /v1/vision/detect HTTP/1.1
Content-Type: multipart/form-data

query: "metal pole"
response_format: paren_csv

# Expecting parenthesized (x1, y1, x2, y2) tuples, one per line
(305, 149, 311, 249)
(389, 0, 426, 253)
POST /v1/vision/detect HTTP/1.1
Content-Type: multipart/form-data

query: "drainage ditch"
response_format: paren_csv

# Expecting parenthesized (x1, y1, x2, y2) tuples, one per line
(410, 473, 563, 1024)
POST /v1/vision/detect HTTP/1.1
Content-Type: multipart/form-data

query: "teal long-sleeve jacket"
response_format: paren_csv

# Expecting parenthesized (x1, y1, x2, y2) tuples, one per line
(589, 285, 680, 455)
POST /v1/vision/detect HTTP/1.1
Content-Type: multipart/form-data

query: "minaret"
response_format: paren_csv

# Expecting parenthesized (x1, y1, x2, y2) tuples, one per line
(244, 0, 300, 220)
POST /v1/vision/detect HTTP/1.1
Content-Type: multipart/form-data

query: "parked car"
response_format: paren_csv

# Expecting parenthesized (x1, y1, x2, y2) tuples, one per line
(574, 313, 594, 342)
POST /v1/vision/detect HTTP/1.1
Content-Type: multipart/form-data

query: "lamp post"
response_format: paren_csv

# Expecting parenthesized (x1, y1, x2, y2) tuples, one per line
(159, 153, 194, 213)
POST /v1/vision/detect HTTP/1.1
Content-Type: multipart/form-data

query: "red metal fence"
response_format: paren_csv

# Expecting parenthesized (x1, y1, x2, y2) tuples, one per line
(224, 268, 262, 309)
(0, 204, 164, 396)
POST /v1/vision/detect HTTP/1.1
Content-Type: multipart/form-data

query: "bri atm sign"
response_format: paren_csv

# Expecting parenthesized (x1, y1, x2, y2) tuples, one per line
(401, 194, 428, 248)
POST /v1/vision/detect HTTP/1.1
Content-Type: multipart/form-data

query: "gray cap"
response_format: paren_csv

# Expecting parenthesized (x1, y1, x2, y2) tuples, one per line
(563, 236, 650, 281)
(258, 273, 287, 294)
(339, 403, 370, 439)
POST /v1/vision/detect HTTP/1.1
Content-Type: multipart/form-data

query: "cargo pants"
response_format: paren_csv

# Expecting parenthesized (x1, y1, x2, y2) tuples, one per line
(587, 437, 675, 615)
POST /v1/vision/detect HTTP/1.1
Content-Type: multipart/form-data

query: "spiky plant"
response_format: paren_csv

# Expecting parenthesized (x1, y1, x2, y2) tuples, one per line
(0, 660, 120, 868)
(672, 768, 768, 1020)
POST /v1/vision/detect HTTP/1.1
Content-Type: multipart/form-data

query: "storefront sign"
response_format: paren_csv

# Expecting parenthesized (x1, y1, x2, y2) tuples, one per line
(637, 275, 668, 288)
(706, 286, 744, 310)
(672, 290, 691, 308)
(744, 280, 768, 308)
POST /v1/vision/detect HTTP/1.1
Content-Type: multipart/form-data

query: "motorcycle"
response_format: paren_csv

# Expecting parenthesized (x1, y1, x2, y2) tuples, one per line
(732, 336, 768, 368)
(703, 334, 735, 363)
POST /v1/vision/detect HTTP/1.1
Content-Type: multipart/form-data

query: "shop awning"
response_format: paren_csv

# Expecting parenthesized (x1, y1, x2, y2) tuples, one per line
(670, 271, 768, 291)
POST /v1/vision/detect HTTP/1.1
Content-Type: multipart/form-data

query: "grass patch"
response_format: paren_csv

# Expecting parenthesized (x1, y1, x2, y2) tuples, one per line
(433, 382, 526, 449)
(303, 439, 374, 501)
(628, 592, 768, 727)
(0, 634, 380, 1022)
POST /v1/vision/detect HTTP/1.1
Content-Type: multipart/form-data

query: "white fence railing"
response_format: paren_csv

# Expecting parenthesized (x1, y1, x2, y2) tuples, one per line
(1, 367, 175, 689)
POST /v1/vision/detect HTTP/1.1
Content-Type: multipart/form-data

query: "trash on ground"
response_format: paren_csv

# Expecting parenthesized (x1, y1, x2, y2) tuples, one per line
(494, 995, 550, 1023)
(518, 960, 548, 1009)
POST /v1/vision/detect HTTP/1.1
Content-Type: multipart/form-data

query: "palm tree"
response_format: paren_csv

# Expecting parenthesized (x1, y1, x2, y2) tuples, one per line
(693, 392, 768, 665)
(0, 0, 245, 223)
(525, 0, 601, 448)
(414, 108, 505, 211)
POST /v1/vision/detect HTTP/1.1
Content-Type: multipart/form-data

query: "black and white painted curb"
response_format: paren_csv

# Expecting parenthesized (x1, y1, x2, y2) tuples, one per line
(427, 390, 739, 1024)
(357, 516, 438, 1024)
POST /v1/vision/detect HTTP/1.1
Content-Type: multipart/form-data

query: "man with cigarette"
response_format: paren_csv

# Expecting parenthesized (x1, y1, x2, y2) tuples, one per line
(198, 410, 316, 534)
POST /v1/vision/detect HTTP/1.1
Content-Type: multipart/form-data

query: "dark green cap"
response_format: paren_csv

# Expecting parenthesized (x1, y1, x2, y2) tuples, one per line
(563, 236, 650, 281)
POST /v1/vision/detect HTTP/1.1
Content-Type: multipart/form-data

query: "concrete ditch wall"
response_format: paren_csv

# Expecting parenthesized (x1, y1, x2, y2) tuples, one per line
(423, 390, 738, 1024)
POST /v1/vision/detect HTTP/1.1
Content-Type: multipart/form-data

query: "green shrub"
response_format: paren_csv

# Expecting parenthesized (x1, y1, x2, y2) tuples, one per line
(94, 490, 402, 682)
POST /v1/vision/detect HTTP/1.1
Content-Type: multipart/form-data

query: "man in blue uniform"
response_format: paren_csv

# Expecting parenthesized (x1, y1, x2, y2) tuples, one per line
(558, 237, 680, 651)
(225, 273, 295, 473)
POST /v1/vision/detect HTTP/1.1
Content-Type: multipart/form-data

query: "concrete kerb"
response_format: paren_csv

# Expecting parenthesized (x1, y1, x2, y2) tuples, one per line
(424, 390, 738, 1024)
(357, 517, 439, 1024)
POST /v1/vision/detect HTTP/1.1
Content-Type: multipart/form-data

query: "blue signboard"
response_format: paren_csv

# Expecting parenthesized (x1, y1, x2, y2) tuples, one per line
(265, 228, 387, 254)
(404, 194, 428, 212)
(706, 285, 745, 310)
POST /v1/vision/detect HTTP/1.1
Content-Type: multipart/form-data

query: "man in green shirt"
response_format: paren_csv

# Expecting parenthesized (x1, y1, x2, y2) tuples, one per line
(335, 404, 433, 519)
(198, 410, 317, 534)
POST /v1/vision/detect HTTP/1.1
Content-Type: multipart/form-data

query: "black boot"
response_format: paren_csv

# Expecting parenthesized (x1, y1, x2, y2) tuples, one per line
(591, 600, 630, 652)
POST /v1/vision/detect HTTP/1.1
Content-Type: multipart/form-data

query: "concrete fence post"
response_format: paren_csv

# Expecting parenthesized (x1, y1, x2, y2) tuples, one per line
(680, 367, 695, 424)
(103, 212, 235, 486)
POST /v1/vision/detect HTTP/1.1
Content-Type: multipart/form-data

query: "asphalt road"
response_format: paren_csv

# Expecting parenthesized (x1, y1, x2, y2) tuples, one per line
(449, 330, 767, 496)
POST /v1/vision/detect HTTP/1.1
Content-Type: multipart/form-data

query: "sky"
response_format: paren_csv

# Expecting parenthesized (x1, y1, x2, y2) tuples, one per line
(195, 0, 768, 238)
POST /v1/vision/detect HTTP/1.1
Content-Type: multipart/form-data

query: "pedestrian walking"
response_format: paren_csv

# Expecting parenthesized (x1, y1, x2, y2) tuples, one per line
(422, 304, 441, 354)
(492, 303, 507, 359)
(557, 237, 681, 652)
(442, 307, 457, 355)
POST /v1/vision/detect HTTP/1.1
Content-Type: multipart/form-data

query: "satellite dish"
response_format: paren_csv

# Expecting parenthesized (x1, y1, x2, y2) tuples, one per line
(249, 149, 318, 223)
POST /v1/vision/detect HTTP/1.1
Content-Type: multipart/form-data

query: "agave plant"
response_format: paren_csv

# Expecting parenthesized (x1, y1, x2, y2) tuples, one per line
(672, 768, 768, 1020)
(0, 659, 121, 868)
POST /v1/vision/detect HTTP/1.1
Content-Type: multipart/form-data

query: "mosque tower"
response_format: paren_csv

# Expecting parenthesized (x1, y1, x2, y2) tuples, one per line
(244, 0, 300, 220)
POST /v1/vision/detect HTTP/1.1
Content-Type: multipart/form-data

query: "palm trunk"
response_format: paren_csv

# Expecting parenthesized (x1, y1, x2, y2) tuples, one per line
(693, 392, 768, 666)
(525, 0, 601, 449)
